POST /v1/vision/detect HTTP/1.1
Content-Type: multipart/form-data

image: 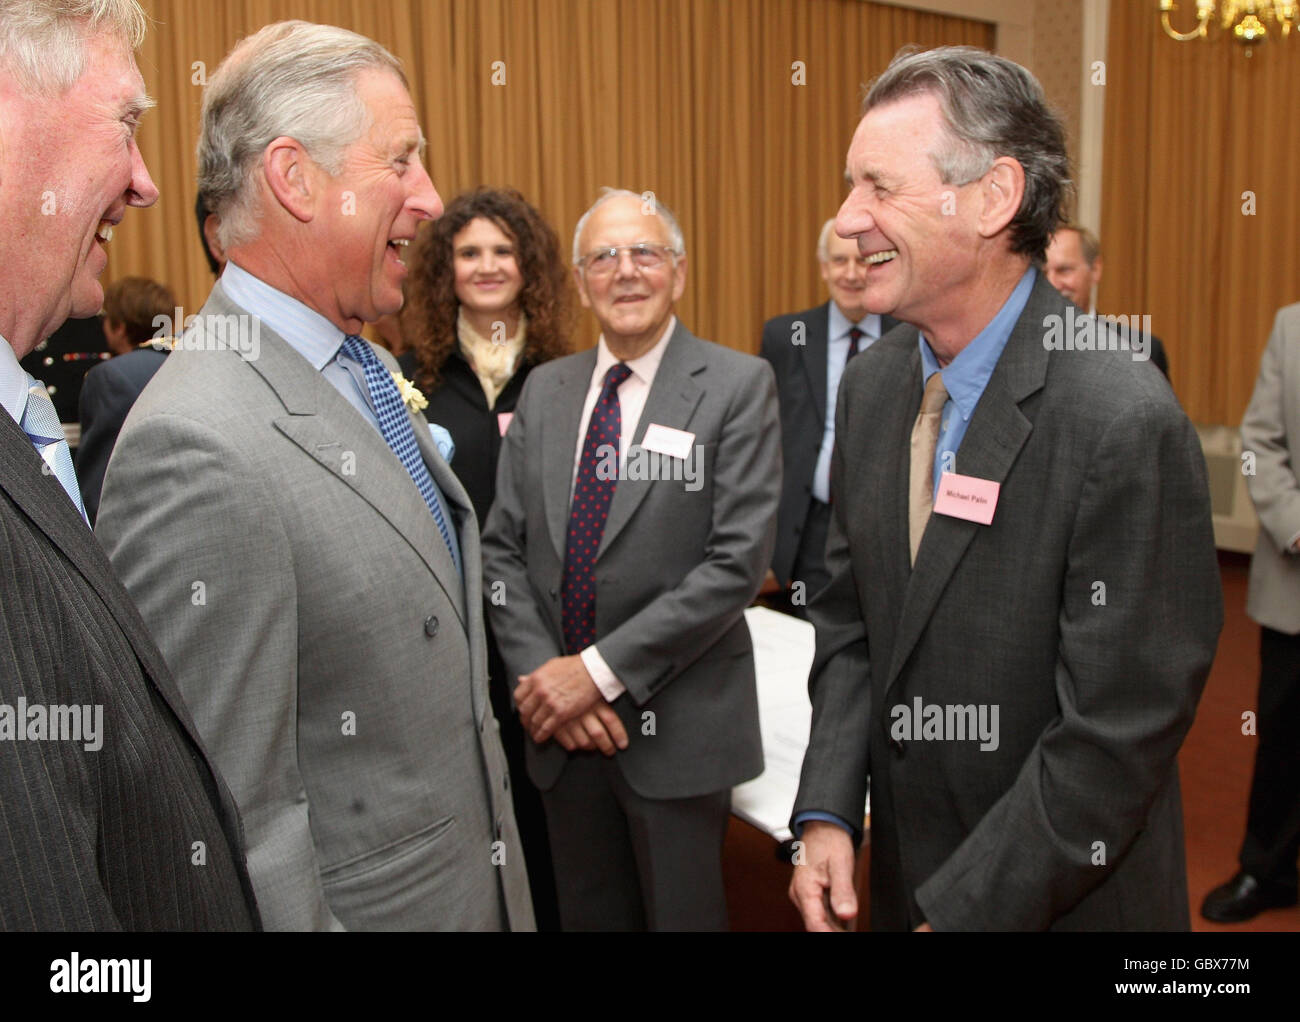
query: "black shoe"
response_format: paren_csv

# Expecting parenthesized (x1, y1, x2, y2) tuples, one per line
(1201, 872, 1298, 923)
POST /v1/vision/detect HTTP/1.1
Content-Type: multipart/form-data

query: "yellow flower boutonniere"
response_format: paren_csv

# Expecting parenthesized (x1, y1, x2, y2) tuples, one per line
(391, 370, 428, 414)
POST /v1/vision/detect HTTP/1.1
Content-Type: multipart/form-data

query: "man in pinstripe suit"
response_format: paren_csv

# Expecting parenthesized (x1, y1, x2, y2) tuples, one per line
(0, 0, 258, 930)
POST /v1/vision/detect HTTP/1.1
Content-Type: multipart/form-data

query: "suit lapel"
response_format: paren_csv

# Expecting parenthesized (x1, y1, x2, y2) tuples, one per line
(543, 349, 596, 561)
(881, 277, 1054, 699)
(199, 286, 469, 627)
(0, 414, 213, 758)
(599, 323, 705, 556)
(800, 303, 831, 425)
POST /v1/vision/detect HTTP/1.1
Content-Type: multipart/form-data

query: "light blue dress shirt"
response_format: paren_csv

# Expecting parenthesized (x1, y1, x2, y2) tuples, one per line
(918, 267, 1036, 493)
(0, 333, 31, 427)
(813, 306, 883, 504)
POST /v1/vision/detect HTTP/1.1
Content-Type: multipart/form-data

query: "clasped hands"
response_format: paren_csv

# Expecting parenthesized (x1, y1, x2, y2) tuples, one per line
(515, 655, 628, 757)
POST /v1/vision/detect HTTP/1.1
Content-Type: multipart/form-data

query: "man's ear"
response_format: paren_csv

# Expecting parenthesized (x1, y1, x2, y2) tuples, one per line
(976, 157, 1025, 240)
(670, 253, 688, 302)
(1091, 254, 1103, 288)
(572, 265, 592, 309)
(262, 137, 318, 224)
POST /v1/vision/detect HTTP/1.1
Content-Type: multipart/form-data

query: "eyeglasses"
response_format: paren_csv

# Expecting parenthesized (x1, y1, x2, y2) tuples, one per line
(579, 243, 677, 277)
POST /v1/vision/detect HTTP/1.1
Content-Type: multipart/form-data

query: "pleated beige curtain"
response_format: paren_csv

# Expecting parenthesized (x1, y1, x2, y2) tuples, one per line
(1101, 0, 1300, 426)
(118, 0, 992, 355)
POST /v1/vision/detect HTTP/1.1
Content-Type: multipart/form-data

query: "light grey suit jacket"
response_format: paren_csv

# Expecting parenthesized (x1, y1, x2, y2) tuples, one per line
(482, 322, 780, 798)
(97, 281, 533, 931)
(1242, 302, 1300, 634)
(793, 272, 1222, 930)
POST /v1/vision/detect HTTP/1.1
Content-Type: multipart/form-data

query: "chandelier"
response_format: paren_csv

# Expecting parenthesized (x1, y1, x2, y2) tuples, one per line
(1159, 1, 1298, 53)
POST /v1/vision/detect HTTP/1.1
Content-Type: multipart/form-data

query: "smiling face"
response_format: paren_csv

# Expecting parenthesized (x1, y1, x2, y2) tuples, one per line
(311, 69, 441, 333)
(1, 31, 158, 353)
(452, 216, 523, 318)
(1044, 229, 1100, 310)
(820, 230, 872, 322)
(573, 195, 686, 358)
(835, 92, 982, 338)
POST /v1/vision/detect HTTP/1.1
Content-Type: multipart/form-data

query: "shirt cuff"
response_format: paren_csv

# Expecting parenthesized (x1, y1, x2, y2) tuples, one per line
(581, 645, 626, 702)
(792, 810, 855, 839)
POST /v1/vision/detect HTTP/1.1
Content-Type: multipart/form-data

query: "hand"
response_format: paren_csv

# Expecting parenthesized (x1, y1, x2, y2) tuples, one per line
(788, 821, 858, 931)
(552, 704, 630, 757)
(914, 922, 933, 932)
(515, 655, 603, 742)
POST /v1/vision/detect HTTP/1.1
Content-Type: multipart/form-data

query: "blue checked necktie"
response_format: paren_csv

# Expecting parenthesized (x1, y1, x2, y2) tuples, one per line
(562, 362, 632, 654)
(339, 335, 460, 574)
(22, 374, 88, 524)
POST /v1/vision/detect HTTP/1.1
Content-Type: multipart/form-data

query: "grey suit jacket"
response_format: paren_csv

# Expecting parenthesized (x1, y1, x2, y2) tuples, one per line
(0, 408, 258, 930)
(482, 322, 781, 798)
(792, 272, 1223, 930)
(97, 282, 532, 931)
(1242, 301, 1300, 634)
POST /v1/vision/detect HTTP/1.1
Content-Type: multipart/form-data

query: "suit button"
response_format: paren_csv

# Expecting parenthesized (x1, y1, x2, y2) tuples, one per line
(548, 587, 558, 598)
(503, 773, 510, 792)
(424, 615, 439, 637)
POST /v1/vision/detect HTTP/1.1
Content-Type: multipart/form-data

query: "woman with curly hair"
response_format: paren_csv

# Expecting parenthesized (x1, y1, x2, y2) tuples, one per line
(402, 187, 572, 930)
(403, 187, 572, 526)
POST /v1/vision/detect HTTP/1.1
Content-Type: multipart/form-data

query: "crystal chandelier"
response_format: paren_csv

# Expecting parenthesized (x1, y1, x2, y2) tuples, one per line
(1159, 1, 1298, 54)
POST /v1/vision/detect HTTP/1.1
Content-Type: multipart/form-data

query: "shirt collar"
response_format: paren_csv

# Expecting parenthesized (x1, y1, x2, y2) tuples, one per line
(0, 336, 31, 426)
(595, 315, 676, 386)
(828, 302, 882, 344)
(919, 266, 1037, 422)
(219, 259, 347, 370)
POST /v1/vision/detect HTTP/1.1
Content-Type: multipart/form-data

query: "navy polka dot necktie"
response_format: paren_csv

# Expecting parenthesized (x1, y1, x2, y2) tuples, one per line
(562, 362, 632, 654)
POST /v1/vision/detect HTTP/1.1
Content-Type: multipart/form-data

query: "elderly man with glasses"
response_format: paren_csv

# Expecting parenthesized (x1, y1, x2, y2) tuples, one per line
(483, 188, 781, 930)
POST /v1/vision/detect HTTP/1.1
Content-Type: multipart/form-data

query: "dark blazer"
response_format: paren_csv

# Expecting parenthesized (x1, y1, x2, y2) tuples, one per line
(759, 303, 898, 585)
(792, 273, 1222, 930)
(483, 322, 781, 798)
(76, 346, 168, 525)
(19, 316, 108, 423)
(0, 411, 259, 931)
(424, 348, 533, 527)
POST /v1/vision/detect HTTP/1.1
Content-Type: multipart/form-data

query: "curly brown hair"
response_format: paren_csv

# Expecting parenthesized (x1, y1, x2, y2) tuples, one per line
(402, 188, 573, 392)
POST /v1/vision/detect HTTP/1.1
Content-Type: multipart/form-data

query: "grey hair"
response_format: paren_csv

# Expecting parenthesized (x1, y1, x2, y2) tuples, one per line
(1055, 223, 1101, 267)
(572, 188, 686, 265)
(864, 45, 1071, 262)
(198, 20, 407, 250)
(816, 218, 838, 262)
(0, 0, 147, 96)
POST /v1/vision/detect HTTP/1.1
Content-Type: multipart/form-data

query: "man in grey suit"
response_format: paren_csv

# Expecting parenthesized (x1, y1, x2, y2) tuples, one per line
(761, 219, 899, 614)
(482, 189, 780, 930)
(98, 20, 531, 931)
(788, 47, 1222, 931)
(0, 0, 257, 930)
(1201, 302, 1300, 922)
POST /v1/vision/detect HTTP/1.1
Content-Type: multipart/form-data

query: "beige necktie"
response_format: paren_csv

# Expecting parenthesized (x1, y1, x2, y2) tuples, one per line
(908, 372, 948, 565)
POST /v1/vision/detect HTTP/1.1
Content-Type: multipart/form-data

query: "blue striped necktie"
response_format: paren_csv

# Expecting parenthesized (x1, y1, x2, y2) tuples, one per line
(339, 335, 460, 574)
(22, 374, 88, 525)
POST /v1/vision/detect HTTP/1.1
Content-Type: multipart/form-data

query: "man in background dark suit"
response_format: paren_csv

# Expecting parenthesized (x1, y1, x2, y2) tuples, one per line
(0, 0, 257, 930)
(77, 198, 224, 523)
(1044, 223, 1169, 379)
(789, 46, 1221, 931)
(761, 218, 898, 615)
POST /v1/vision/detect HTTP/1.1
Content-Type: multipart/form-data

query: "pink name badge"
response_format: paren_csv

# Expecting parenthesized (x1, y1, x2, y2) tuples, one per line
(497, 412, 514, 437)
(932, 472, 999, 525)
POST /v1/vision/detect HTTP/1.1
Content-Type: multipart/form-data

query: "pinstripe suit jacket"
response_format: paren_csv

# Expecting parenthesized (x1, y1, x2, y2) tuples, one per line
(0, 408, 258, 930)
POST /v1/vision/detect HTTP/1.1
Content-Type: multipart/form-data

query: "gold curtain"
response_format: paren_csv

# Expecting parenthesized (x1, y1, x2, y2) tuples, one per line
(116, 0, 991, 354)
(1101, 1, 1300, 426)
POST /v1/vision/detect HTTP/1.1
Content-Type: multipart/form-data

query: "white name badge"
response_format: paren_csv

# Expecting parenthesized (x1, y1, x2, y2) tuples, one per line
(641, 423, 695, 459)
